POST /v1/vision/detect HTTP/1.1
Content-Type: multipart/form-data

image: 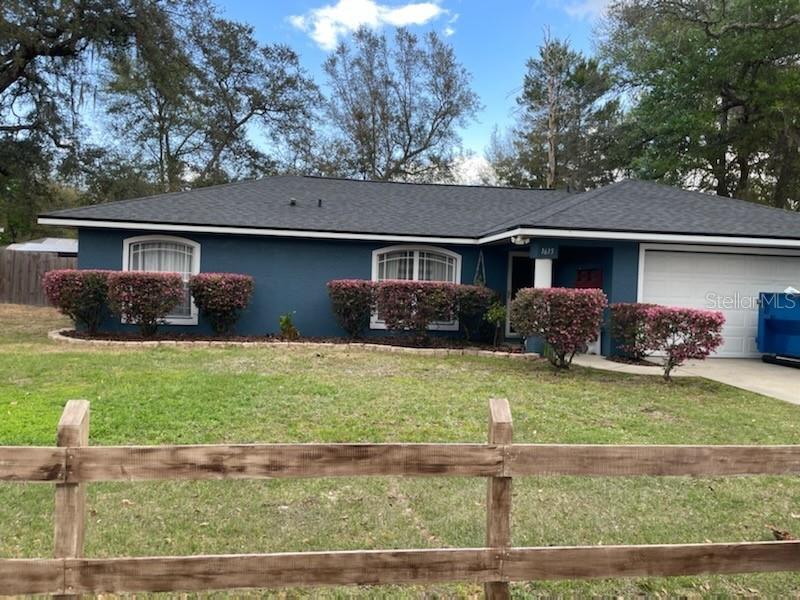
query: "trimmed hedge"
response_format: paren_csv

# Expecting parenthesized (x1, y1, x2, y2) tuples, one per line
(610, 303, 726, 380)
(610, 302, 658, 360)
(374, 280, 457, 337)
(509, 287, 608, 369)
(107, 271, 185, 337)
(644, 306, 725, 381)
(327, 280, 498, 340)
(42, 269, 112, 335)
(327, 279, 375, 338)
(188, 273, 254, 334)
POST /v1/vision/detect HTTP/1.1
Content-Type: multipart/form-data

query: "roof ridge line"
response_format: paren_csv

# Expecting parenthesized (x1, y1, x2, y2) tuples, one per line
(300, 174, 559, 192)
(530, 181, 624, 223)
(478, 181, 627, 236)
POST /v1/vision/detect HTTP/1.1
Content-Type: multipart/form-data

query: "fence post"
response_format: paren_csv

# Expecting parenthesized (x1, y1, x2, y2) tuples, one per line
(54, 400, 90, 599)
(485, 398, 512, 599)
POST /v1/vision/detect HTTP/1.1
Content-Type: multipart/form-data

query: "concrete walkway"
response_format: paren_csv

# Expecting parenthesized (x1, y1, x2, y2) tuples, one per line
(572, 354, 800, 405)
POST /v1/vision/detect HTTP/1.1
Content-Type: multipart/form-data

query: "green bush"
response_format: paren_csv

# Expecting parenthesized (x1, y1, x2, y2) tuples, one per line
(484, 301, 507, 347)
(454, 285, 496, 341)
(279, 312, 300, 340)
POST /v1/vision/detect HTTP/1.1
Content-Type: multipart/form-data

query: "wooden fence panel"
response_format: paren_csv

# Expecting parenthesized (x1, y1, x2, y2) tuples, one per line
(5, 443, 800, 484)
(67, 549, 499, 593)
(507, 444, 800, 477)
(6, 443, 800, 484)
(0, 446, 65, 482)
(4, 541, 800, 596)
(0, 559, 64, 595)
(504, 541, 800, 580)
(0, 248, 75, 306)
(1, 399, 800, 597)
(68, 443, 503, 481)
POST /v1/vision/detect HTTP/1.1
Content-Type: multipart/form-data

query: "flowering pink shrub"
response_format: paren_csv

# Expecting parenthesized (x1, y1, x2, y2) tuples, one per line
(643, 306, 725, 380)
(107, 271, 185, 337)
(373, 280, 458, 338)
(42, 269, 112, 335)
(328, 280, 497, 340)
(188, 273, 254, 335)
(327, 279, 375, 338)
(610, 302, 658, 360)
(509, 287, 608, 368)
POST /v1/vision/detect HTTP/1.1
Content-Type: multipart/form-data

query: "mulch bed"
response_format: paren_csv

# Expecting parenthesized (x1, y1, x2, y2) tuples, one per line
(607, 355, 660, 367)
(61, 330, 525, 353)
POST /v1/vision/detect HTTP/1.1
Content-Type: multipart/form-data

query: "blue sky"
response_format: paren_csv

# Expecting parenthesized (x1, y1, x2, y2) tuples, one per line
(215, 0, 607, 157)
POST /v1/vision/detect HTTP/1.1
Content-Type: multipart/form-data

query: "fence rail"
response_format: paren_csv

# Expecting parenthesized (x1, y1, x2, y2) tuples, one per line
(1, 399, 798, 598)
(0, 247, 75, 305)
(6, 542, 800, 596)
(5, 443, 800, 484)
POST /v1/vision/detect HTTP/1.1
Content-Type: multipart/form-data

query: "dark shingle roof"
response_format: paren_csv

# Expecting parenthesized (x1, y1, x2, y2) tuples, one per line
(42, 176, 800, 241)
(42, 176, 568, 238)
(502, 180, 800, 240)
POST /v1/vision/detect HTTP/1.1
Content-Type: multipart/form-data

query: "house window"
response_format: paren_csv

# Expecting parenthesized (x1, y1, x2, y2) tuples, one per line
(377, 249, 415, 280)
(371, 245, 461, 330)
(373, 246, 460, 284)
(122, 236, 201, 324)
(418, 250, 457, 282)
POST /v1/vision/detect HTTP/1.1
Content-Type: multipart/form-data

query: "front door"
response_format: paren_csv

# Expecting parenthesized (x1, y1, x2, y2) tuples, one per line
(575, 267, 603, 354)
(506, 253, 535, 337)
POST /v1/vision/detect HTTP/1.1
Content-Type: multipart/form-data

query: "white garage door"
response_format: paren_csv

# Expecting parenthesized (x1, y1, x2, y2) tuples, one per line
(641, 248, 800, 357)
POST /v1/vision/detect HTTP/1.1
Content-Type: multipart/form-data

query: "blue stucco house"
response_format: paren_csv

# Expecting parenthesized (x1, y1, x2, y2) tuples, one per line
(39, 176, 800, 357)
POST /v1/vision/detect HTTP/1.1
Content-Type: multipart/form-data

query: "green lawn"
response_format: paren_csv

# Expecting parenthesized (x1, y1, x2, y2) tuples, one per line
(1, 303, 799, 598)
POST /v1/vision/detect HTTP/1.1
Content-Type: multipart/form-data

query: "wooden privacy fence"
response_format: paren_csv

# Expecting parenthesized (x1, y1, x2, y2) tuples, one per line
(0, 248, 75, 306)
(2, 399, 800, 598)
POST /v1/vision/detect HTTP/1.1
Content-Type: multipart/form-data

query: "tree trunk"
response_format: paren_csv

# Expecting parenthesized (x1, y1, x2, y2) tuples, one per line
(714, 107, 730, 197)
(157, 101, 168, 192)
(734, 152, 751, 198)
(546, 74, 558, 189)
(773, 127, 800, 209)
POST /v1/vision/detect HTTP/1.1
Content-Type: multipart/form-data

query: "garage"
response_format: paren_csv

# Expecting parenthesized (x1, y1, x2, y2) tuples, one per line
(639, 245, 800, 357)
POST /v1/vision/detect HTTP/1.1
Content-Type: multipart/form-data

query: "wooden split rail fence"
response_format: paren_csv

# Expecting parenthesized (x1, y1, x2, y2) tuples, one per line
(2, 399, 800, 598)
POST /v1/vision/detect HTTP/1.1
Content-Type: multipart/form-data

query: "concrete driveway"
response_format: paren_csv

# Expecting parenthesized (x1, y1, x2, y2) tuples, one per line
(573, 355, 800, 405)
(680, 359, 799, 405)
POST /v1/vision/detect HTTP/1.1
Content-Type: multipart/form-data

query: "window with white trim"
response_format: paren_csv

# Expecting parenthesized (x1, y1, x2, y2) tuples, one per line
(371, 245, 462, 330)
(123, 236, 200, 323)
(374, 247, 460, 283)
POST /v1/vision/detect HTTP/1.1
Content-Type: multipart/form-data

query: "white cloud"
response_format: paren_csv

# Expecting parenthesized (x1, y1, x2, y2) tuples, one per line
(451, 155, 496, 186)
(442, 12, 458, 37)
(290, 0, 447, 50)
(562, 0, 610, 20)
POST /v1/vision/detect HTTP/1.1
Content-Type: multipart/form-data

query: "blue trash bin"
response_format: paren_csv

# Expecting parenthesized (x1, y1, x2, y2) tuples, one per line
(757, 293, 800, 363)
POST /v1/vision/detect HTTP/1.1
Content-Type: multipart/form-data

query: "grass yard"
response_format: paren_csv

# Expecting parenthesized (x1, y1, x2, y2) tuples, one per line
(1, 303, 799, 598)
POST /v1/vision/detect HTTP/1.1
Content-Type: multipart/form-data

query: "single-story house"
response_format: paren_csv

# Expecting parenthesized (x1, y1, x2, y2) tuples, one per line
(38, 176, 800, 357)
